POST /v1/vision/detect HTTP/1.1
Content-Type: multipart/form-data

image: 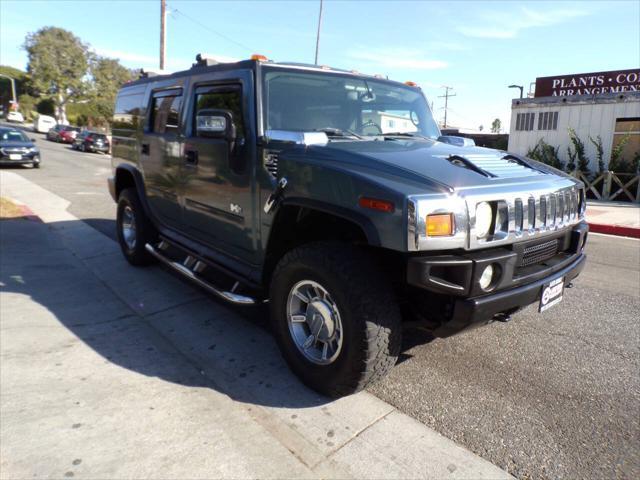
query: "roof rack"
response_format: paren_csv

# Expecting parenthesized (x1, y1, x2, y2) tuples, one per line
(138, 68, 170, 79)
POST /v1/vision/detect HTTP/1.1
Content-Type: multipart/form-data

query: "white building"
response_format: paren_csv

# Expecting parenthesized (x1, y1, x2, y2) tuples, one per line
(508, 69, 640, 171)
(362, 111, 416, 134)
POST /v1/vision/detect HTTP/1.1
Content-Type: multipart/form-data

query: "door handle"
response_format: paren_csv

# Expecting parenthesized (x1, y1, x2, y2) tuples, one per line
(185, 149, 199, 166)
(141, 143, 150, 155)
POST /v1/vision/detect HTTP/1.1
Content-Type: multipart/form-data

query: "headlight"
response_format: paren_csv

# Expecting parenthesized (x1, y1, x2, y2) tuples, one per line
(29, 147, 38, 153)
(475, 202, 493, 238)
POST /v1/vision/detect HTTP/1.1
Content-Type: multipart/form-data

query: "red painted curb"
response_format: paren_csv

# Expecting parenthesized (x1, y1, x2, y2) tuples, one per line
(588, 222, 640, 238)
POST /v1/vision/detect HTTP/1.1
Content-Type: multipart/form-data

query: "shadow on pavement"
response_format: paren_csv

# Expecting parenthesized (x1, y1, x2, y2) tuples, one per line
(0, 218, 343, 409)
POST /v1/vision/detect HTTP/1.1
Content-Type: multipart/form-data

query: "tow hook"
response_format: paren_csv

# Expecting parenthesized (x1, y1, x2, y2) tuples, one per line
(264, 177, 288, 214)
(493, 312, 512, 322)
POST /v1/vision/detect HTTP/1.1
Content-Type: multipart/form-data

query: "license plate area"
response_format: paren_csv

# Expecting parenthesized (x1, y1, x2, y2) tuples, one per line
(9, 154, 22, 160)
(539, 276, 564, 312)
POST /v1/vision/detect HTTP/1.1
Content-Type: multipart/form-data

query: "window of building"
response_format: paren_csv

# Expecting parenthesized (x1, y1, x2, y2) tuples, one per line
(538, 111, 559, 130)
(193, 87, 244, 139)
(611, 117, 640, 166)
(515, 112, 535, 131)
(150, 93, 182, 134)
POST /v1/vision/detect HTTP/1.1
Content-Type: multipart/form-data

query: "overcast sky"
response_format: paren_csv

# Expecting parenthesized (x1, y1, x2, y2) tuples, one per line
(1, 0, 638, 130)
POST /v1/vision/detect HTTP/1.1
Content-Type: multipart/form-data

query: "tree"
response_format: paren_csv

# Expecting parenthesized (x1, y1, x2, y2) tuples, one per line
(87, 56, 136, 124)
(23, 27, 89, 123)
(491, 118, 501, 133)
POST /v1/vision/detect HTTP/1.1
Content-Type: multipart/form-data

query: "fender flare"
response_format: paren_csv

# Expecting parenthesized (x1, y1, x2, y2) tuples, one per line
(113, 164, 153, 219)
(279, 197, 381, 247)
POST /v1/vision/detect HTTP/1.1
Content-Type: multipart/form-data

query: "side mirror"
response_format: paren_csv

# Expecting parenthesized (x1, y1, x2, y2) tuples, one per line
(196, 109, 236, 143)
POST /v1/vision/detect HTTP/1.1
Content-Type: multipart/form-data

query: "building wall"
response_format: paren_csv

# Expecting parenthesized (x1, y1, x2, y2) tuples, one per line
(508, 94, 640, 170)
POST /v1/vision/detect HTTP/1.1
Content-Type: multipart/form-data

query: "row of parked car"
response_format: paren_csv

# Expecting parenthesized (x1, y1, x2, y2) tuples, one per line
(46, 124, 110, 154)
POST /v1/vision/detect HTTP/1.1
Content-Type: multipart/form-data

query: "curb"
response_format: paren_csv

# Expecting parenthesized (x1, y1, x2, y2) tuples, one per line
(588, 222, 640, 238)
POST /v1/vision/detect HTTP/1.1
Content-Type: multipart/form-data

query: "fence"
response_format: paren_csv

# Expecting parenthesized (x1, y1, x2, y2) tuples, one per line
(573, 171, 640, 203)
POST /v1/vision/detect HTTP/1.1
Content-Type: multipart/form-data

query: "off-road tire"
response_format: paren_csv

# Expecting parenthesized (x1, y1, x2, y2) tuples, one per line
(270, 242, 402, 397)
(116, 188, 157, 266)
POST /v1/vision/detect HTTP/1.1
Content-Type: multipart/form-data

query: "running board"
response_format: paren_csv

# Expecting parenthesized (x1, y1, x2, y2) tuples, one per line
(144, 243, 256, 305)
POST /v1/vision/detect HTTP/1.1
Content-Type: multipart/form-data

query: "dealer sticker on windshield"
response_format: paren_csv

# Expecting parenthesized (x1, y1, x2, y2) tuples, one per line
(539, 277, 565, 312)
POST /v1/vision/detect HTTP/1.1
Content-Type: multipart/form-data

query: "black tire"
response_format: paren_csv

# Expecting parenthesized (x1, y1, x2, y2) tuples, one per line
(32, 162, 40, 169)
(116, 188, 157, 266)
(270, 242, 402, 397)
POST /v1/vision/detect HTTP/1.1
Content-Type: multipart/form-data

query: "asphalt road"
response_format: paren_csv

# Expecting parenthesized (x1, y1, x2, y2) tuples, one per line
(3, 130, 639, 479)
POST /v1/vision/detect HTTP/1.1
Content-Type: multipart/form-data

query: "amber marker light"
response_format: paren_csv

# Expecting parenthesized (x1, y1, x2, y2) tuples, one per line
(404, 81, 418, 87)
(251, 54, 268, 61)
(358, 197, 395, 213)
(426, 213, 454, 236)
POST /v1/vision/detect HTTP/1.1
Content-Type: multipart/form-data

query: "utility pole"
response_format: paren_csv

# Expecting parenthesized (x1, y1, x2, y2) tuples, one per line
(160, 0, 166, 70)
(438, 85, 456, 128)
(314, 0, 323, 65)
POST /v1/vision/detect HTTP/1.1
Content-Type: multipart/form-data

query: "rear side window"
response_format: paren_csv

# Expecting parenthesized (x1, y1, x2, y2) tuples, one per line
(151, 92, 182, 134)
(114, 90, 145, 135)
(193, 87, 244, 140)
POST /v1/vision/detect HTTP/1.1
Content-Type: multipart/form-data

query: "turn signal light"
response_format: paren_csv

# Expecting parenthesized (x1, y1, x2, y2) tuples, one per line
(426, 213, 454, 236)
(251, 54, 268, 61)
(359, 197, 395, 213)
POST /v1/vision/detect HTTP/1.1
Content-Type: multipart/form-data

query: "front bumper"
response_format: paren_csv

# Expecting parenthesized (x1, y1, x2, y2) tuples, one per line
(0, 153, 40, 165)
(407, 221, 588, 337)
(89, 144, 109, 153)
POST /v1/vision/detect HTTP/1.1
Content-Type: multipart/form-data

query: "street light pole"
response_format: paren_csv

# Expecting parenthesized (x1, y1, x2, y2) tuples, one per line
(0, 74, 17, 108)
(509, 84, 524, 99)
(314, 0, 323, 65)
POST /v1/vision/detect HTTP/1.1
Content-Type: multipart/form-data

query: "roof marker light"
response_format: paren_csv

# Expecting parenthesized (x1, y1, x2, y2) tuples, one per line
(405, 81, 418, 87)
(251, 54, 268, 61)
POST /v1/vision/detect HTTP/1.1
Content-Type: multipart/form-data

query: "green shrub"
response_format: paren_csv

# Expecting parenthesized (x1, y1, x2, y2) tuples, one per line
(567, 128, 590, 175)
(608, 134, 638, 174)
(526, 139, 564, 170)
(589, 135, 605, 173)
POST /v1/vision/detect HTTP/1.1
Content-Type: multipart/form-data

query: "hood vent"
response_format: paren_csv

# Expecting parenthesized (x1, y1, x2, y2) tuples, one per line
(445, 153, 546, 179)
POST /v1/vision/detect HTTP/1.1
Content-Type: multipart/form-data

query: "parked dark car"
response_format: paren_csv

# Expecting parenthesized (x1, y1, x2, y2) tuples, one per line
(46, 124, 65, 141)
(0, 127, 41, 168)
(72, 131, 110, 153)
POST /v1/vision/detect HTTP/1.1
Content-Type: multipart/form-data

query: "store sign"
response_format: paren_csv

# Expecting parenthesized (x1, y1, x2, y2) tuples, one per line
(534, 69, 640, 97)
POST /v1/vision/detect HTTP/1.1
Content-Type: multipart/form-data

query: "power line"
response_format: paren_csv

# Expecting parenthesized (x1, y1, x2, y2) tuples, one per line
(169, 6, 255, 53)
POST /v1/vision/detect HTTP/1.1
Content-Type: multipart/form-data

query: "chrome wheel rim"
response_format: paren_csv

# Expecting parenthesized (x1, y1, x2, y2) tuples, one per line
(286, 280, 343, 365)
(121, 205, 137, 250)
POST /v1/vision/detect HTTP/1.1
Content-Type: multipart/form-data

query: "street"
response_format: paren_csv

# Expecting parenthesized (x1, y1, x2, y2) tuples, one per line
(2, 132, 639, 479)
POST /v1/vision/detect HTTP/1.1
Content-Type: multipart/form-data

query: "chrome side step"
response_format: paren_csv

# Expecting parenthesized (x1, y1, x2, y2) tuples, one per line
(144, 243, 256, 305)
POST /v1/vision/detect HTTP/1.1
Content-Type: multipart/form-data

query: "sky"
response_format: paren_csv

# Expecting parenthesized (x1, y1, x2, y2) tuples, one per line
(1, 0, 639, 131)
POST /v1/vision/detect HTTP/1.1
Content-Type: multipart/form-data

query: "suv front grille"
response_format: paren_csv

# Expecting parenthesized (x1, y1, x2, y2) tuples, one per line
(519, 239, 559, 267)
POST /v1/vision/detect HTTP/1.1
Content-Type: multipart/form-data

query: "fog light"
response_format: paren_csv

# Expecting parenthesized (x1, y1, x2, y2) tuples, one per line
(479, 265, 494, 291)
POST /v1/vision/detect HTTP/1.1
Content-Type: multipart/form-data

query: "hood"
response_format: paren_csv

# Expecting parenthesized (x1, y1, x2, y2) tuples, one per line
(305, 139, 574, 192)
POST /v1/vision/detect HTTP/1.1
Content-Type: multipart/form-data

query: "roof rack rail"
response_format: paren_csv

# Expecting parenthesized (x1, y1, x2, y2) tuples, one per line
(138, 68, 169, 79)
(194, 53, 220, 67)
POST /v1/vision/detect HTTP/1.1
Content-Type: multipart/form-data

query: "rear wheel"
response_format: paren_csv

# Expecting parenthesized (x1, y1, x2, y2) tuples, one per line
(270, 242, 402, 397)
(116, 188, 157, 266)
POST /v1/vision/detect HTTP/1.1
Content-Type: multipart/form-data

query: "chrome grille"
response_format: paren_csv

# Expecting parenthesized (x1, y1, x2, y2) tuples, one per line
(471, 185, 585, 249)
(519, 239, 559, 267)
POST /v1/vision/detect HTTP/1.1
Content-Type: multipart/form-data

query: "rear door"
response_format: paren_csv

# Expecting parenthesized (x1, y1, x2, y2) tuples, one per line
(182, 74, 256, 263)
(141, 87, 185, 230)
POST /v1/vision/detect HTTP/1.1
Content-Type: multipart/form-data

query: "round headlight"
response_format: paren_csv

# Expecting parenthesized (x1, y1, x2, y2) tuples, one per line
(475, 202, 493, 238)
(479, 264, 494, 291)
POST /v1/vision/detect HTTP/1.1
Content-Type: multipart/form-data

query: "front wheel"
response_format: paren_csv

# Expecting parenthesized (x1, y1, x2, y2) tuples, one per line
(116, 188, 157, 266)
(270, 242, 402, 397)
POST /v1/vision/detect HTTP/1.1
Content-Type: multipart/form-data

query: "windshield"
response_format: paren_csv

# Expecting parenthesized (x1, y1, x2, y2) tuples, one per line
(262, 68, 440, 139)
(0, 129, 29, 142)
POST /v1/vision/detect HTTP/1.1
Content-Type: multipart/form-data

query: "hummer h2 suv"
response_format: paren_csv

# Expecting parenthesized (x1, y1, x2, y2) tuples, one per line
(108, 54, 588, 397)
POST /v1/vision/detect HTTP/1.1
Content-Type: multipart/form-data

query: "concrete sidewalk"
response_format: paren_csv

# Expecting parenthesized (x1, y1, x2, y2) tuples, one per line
(0, 170, 511, 479)
(586, 200, 640, 238)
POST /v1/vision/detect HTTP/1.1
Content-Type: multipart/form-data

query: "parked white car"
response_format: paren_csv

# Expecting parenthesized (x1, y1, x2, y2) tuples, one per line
(34, 114, 57, 133)
(6, 111, 24, 123)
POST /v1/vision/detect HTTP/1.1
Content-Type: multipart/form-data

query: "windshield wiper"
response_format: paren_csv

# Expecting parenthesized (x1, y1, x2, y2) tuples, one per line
(376, 131, 429, 139)
(314, 127, 363, 140)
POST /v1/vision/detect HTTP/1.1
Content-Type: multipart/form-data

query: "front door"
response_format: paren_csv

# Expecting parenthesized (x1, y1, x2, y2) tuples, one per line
(182, 82, 254, 262)
(142, 88, 185, 230)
